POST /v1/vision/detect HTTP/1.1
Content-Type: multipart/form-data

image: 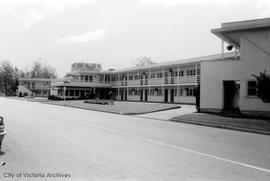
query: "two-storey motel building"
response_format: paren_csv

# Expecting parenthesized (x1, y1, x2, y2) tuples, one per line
(50, 53, 236, 104)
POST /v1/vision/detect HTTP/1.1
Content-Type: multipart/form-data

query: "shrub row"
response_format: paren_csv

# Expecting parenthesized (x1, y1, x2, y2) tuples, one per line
(84, 99, 114, 105)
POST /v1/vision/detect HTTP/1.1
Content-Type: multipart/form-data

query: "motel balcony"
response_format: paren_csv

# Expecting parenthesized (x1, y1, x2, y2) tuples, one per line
(51, 78, 112, 88)
(112, 75, 199, 87)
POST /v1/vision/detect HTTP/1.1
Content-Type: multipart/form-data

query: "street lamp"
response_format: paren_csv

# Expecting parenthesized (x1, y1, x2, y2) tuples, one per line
(63, 79, 70, 105)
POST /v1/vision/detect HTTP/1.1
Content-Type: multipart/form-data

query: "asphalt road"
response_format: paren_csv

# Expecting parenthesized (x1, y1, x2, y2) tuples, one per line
(0, 98, 269, 180)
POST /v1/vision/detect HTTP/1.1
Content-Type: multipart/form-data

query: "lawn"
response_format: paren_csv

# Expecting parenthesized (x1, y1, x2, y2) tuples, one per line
(46, 100, 180, 115)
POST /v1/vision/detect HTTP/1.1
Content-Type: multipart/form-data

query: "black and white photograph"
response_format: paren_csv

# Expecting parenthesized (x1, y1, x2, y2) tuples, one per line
(0, 0, 270, 180)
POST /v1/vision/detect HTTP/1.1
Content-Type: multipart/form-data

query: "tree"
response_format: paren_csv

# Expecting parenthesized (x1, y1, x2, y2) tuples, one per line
(23, 61, 57, 79)
(0, 61, 17, 96)
(253, 71, 270, 103)
(134, 56, 155, 67)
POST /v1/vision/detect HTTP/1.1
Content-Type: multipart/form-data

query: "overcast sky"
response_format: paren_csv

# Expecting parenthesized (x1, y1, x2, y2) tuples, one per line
(0, 0, 269, 77)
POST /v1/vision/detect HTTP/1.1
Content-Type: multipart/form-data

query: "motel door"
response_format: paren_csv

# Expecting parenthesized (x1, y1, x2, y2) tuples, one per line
(144, 89, 148, 102)
(164, 89, 168, 103)
(223, 81, 240, 111)
(140, 90, 143, 101)
(124, 89, 127, 101)
(170, 89, 174, 103)
(121, 90, 124, 101)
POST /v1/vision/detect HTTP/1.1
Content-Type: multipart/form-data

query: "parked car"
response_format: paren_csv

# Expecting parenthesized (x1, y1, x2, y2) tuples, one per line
(0, 116, 6, 150)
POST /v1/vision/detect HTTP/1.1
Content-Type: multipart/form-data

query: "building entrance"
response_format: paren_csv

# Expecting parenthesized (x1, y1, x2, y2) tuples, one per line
(170, 89, 174, 103)
(223, 81, 240, 111)
(164, 89, 168, 102)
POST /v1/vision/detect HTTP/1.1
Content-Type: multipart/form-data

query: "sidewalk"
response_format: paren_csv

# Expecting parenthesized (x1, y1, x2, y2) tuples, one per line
(171, 113, 270, 135)
(134, 105, 196, 120)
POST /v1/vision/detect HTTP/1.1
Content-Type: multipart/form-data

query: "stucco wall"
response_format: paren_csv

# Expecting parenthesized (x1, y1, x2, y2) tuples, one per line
(200, 29, 270, 112)
(200, 60, 241, 110)
(238, 30, 270, 112)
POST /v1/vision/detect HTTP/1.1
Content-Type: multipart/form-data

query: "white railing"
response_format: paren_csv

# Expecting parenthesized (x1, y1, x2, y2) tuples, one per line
(111, 76, 199, 87)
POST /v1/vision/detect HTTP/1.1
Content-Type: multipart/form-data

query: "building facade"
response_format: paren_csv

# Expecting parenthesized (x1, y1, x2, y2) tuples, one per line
(50, 53, 235, 104)
(200, 18, 270, 116)
(18, 78, 52, 97)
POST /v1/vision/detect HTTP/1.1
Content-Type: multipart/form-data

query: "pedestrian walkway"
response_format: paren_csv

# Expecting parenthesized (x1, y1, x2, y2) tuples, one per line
(171, 113, 270, 135)
(134, 105, 196, 120)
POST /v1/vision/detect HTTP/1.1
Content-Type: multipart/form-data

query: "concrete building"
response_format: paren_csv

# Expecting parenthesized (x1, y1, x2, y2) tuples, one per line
(18, 78, 52, 97)
(50, 53, 235, 104)
(200, 18, 270, 116)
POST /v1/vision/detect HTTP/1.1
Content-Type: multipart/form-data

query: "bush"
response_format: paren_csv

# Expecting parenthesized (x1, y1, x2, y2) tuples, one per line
(48, 95, 62, 100)
(253, 71, 270, 103)
(84, 99, 113, 105)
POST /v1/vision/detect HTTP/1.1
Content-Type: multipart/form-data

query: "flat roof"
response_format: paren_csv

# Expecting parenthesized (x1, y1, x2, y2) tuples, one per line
(212, 18, 270, 33)
(106, 52, 236, 73)
(19, 78, 53, 81)
(211, 18, 270, 48)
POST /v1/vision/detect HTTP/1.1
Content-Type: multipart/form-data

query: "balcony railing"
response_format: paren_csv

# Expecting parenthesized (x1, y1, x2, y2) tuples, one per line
(112, 76, 199, 87)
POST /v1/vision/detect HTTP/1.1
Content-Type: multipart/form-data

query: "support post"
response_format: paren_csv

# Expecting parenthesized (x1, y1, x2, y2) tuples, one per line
(222, 39, 224, 59)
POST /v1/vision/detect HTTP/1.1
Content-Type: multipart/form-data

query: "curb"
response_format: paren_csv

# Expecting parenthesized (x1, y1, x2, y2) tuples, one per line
(170, 118, 270, 136)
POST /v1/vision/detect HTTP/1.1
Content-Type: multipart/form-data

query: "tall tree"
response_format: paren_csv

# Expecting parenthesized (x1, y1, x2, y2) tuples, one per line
(0, 61, 16, 96)
(23, 61, 57, 79)
(134, 56, 155, 67)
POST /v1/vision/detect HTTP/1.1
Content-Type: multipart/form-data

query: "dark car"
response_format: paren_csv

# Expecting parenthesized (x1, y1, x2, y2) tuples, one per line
(0, 116, 6, 150)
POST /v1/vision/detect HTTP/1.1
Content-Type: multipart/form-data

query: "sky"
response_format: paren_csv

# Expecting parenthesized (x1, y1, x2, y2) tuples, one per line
(0, 0, 269, 77)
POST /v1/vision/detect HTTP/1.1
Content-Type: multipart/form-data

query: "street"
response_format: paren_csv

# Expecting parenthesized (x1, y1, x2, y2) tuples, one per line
(0, 98, 270, 180)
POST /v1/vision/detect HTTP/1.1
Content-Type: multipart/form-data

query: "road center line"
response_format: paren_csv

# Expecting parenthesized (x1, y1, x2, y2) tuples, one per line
(84, 122, 270, 174)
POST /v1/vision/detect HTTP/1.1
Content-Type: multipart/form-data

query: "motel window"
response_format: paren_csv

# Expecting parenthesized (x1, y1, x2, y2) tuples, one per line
(75, 90, 79, 96)
(150, 73, 155, 79)
(186, 88, 195, 96)
(164, 72, 168, 77)
(179, 89, 183, 96)
(134, 90, 137, 96)
(179, 71, 184, 76)
(189, 70, 193, 76)
(157, 73, 163, 78)
(192, 69, 196, 75)
(157, 89, 162, 96)
(197, 68, 200, 75)
(191, 89, 194, 96)
(80, 75, 84, 81)
(85, 76, 88, 82)
(150, 89, 155, 96)
(134, 75, 138, 80)
(174, 72, 178, 77)
(35, 90, 41, 94)
(247, 81, 257, 96)
(70, 90, 74, 96)
(128, 90, 133, 96)
(89, 76, 93, 82)
(129, 76, 133, 80)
